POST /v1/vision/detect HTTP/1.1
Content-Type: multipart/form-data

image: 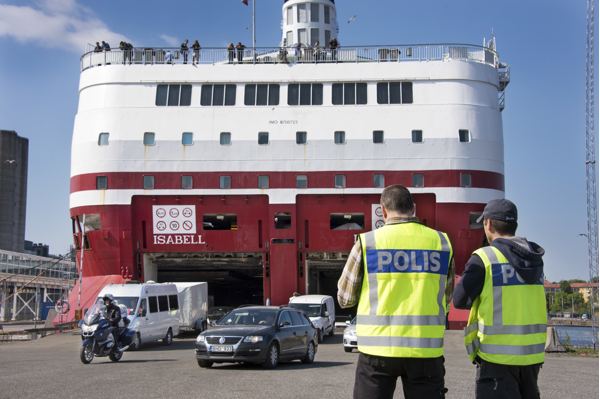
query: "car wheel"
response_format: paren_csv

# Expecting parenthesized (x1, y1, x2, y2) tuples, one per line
(301, 341, 315, 364)
(318, 328, 324, 343)
(130, 333, 141, 351)
(344, 347, 353, 353)
(162, 328, 173, 346)
(197, 359, 213, 368)
(329, 324, 335, 336)
(262, 342, 279, 369)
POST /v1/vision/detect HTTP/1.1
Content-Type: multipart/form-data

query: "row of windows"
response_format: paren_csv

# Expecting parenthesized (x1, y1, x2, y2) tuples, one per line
(287, 3, 331, 25)
(97, 129, 471, 146)
(155, 82, 413, 107)
(96, 173, 473, 190)
(285, 28, 331, 48)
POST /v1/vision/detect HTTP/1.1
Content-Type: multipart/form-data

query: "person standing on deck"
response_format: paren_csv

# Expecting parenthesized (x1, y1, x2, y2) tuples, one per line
(454, 199, 546, 399)
(338, 185, 454, 399)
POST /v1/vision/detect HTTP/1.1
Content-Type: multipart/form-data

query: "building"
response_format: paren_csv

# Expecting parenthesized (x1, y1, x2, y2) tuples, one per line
(0, 130, 28, 253)
(570, 282, 599, 303)
(544, 280, 560, 294)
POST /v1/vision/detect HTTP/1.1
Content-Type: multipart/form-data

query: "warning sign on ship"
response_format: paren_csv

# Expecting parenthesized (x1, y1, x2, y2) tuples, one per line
(156, 208, 166, 218)
(152, 205, 197, 235)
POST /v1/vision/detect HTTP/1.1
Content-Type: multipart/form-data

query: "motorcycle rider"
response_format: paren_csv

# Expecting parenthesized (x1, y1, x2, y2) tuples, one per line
(102, 294, 121, 327)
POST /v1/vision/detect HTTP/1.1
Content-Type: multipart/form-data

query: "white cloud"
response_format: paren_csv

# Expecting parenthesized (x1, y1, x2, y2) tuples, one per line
(159, 34, 179, 47)
(0, 0, 131, 52)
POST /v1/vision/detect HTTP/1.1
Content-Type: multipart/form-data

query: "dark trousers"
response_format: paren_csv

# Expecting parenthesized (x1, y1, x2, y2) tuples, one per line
(353, 352, 446, 399)
(475, 358, 541, 399)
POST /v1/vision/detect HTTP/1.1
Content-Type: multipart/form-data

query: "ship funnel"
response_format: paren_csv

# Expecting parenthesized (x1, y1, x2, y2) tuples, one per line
(281, 0, 339, 48)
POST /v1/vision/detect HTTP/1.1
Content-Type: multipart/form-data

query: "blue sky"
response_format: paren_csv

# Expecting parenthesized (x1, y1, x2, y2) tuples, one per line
(0, 0, 597, 282)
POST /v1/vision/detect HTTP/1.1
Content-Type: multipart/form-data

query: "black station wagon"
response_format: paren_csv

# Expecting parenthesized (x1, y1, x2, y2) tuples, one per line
(195, 306, 318, 369)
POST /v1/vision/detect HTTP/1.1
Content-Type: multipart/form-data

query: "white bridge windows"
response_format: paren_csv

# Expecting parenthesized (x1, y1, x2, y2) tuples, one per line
(332, 83, 367, 105)
(377, 82, 413, 105)
(330, 214, 365, 230)
(155, 84, 191, 106)
(98, 133, 109, 146)
(296, 132, 307, 144)
(201, 84, 236, 106)
(288, 84, 323, 106)
(373, 131, 384, 144)
(459, 129, 471, 143)
(258, 132, 269, 145)
(245, 84, 280, 106)
(412, 130, 423, 143)
(143, 132, 155, 146)
(220, 132, 232, 145)
(182, 133, 193, 146)
(334, 131, 345, 144)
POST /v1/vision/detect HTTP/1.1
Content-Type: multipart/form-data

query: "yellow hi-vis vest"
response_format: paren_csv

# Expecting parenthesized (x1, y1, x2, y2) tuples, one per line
(464, 246, 546, 366)
(357, 223, 453, 358)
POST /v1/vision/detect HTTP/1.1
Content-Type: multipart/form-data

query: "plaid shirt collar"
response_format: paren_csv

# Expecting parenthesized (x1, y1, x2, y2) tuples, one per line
(385, 216, 420, 225)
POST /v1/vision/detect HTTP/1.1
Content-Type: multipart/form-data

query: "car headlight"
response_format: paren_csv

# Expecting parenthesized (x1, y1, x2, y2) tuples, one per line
(243, 336, 263, 343)
(196, 335, 205, 343)
(345, 330, 357, 337)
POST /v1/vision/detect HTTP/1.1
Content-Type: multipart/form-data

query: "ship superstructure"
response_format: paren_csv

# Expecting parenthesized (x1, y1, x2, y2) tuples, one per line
(69, 0, 510, 328)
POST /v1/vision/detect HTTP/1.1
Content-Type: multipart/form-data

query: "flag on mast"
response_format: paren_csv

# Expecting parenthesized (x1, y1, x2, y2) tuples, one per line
(242, 0, 248, 5)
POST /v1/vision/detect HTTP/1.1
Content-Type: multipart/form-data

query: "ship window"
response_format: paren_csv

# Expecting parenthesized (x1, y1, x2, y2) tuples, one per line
(287, 7, 293, 25)
(258, 132, 269, 145)
(220, 175, 231, 189)
(258, 175, 269, 189)
(377, 83, 388, 104)
(333, 83, 367, 105)
(461, 174, 472, 187)
(334, 131, 345, 144)
(310, 3, 319, 22)
(180, 85, 192, 106)
(402, 82, 413, 104)
(182, 132, 193, 146)
(98, 133, 109, 146)
(245, 84, 279, 106)
(220, 132, 231, 145)
(412, 130, 423, 143)
(296, 175, 307, 188)
(296, 132, 307, 144)
(143, 176, 154, 189)
(182, 175, 193, 189)
(288, 84, 323, 106)
(324, 30, 331, 45)
(156, 85, 168, 106)
(143, 132, 155, 146)
(202, 84, 236, 106)
(203, 214, 238, 230)
(297, 4, 307, 23)
(334, 174, 346, 188)
(275, 212, 291, 229)
(459, 129, 470, 143)
(373, 131, 384, 144)
(377, 82, 410, 104)
(412, 174, 424, 187)
(324, 5, 330, 24)
(310, 28, 319, 46)
(330, 214, 365, 230)
(286, 31, 293, 46)
(373, 174, 385, 188)
(96, 176, 107, 190)
(298, 29, 307, 46)
(391, 83, 401, 104)
(168, 85, 180, 106)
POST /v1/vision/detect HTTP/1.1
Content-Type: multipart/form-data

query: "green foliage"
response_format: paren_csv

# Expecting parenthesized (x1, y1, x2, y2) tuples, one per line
(569, 279, 587, 283)
(560, 280, 573, 294)
(548, 292, 588, 314)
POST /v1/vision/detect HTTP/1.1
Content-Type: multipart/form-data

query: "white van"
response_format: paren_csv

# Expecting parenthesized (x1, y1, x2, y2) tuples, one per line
(289, 295, 335, 343)
(95, 282, 180, 350)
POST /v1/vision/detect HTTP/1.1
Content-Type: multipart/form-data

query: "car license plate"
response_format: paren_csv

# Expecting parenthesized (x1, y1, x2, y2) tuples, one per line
(210, 345, 233, 352)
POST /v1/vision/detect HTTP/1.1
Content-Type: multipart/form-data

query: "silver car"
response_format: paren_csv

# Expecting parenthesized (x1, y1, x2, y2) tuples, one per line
(343, 317, 357, 352)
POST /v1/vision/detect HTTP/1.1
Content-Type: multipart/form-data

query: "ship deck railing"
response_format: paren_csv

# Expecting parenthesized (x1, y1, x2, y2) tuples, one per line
(81, 44, 499, 72)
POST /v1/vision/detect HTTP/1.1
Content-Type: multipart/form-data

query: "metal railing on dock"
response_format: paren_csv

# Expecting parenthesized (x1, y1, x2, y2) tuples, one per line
(81, 44, 499, 71)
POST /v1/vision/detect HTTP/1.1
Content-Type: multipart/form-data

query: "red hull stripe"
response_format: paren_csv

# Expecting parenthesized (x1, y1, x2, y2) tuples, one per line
(71, 170, 504, 193)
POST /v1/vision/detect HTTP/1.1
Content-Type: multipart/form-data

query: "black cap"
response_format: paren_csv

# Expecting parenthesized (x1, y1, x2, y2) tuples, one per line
(476, 199, 518, 223)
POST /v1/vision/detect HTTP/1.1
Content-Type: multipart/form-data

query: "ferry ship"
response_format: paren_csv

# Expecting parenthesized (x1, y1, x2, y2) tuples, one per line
(67, 0, 510, 329)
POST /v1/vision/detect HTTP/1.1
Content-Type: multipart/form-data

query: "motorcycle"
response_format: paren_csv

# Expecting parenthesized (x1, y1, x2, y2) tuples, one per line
(79, 302, 137, 364)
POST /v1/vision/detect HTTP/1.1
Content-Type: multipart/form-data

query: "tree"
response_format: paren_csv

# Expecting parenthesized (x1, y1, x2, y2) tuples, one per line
(560, 280, 573, 294)
(569, 279, 587, 283)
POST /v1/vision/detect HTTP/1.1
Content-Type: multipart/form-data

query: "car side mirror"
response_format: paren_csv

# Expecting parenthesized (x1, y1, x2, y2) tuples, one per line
(279, 321, 291, 328)
(210, 321, 217, 327)
(345, 321, 350, 325)
(324, 311, 330, 317)
(140, 309, 146, 317)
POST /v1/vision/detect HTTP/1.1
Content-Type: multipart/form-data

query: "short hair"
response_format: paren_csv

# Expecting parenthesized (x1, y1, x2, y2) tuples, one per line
(380, 185, 414, 215)
(484, 217, 518, 236)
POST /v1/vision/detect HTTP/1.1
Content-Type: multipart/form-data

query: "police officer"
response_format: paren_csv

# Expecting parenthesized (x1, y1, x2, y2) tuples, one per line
(338, 185, 454, 399)
(102, 294, 121, 327)
(454, 199, 546, 398)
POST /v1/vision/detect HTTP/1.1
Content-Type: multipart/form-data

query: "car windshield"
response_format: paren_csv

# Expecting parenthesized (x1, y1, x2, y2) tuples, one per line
(351, 317, 357, 325)
(218, 309, 277, 326)
(289, 303, 321, 317)
(91, 296, 140, 315)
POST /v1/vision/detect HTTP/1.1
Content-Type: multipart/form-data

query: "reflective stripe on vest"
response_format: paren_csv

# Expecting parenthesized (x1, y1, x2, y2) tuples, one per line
(463, 246, 546, 366)
(357, 224, 452, 356)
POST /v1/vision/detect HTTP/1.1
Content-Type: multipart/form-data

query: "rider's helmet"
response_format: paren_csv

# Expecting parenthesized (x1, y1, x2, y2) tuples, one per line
(102, 293, 115, 305)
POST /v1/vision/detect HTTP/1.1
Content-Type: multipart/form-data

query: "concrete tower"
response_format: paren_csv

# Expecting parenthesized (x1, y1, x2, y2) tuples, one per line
(281, 0, 339, 47)
(0, 130, 28, 253)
